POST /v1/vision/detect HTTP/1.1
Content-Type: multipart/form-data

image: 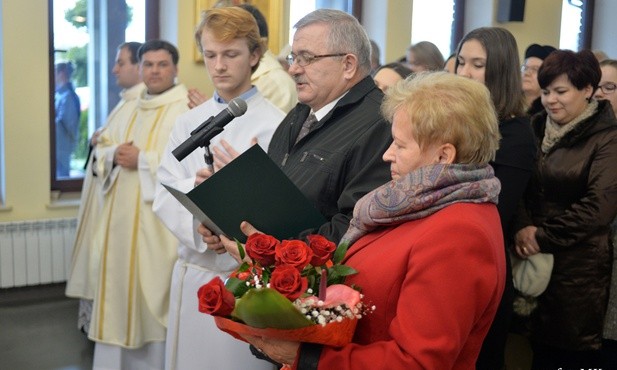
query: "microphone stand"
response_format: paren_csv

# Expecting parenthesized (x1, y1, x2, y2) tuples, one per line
(196, 125, 224, 173)
(203, 145, 214, 173)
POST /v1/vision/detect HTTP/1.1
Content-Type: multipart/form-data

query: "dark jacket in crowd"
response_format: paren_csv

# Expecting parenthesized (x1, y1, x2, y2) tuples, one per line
(477, 114, 537, 370)
(516, 99, 617, 350)
(268, 76, 392, 243)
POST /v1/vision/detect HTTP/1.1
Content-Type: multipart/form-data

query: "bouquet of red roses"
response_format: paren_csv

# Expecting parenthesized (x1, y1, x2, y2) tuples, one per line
(197, 234, 373, 347)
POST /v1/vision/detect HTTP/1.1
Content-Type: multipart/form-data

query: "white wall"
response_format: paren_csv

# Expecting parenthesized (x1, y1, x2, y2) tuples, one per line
(361, 1, 388, 65)
(592, 0, 617, 58)
(464, 0, 494, 32)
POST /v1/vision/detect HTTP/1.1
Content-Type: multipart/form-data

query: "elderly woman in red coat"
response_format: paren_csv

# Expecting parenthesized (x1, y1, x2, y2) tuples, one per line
(239, 72, 506, 369)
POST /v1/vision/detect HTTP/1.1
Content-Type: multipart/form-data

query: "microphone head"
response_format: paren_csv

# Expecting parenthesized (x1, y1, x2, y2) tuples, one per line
(228, 98, 248, 117)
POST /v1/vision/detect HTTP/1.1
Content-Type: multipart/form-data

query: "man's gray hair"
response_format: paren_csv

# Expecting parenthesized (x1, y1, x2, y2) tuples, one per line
(294, 9, 371, 76)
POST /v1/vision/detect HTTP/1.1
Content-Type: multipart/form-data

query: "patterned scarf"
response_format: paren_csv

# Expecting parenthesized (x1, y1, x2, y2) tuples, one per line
(341, 163, 501, 245)
(542, 99, 597, 153)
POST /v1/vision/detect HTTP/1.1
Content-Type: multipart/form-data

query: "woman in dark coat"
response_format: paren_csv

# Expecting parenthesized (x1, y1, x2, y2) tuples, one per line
(456, 27, 537, 370)
(514, 49, 617, 369)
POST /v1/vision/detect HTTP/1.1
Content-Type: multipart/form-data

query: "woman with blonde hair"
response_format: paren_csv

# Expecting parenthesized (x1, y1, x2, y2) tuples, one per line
(234, 72, 506, 369)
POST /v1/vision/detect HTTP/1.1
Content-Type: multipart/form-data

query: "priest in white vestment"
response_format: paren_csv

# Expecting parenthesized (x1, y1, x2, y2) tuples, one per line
(88, 40, 189, 370)
(153, 8, 284, 370)
(65, 41, 144, 334)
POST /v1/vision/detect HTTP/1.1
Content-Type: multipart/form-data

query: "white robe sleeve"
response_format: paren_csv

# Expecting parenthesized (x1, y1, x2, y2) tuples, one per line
(96, 144, 120, 195)
(153, 124, 207, 253)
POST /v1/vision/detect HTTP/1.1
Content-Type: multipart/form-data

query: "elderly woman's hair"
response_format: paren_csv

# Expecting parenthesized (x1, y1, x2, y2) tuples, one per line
(294, 9, 372, 76)
(408, 41, 445, 71)
(537, 49, 601, 91)
(455, 27, 526, 120)
(194, 7, 264, 73)
(382, 72, 500, 165)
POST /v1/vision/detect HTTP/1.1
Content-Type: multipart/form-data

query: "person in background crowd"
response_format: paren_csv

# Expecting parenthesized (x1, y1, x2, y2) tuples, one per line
(153, 7, 284, 370)
(406, 41, 445, 73)
(372, 62, 413, 92)
(456, 27, 537, 370)
(593, 58, 617, 369)
(54, 61, 81, 177)
(522, 44, 556, 116)
(369, 39, 381, 75)
(65, 41, 144, 336)
(443, 53, 456, 73)
(187, 4, 297, 114)
(514, 49, 617, 370)
(595, 59, 617, 116)
(593, 49, 609, 63)
(88, 40, 189, 370)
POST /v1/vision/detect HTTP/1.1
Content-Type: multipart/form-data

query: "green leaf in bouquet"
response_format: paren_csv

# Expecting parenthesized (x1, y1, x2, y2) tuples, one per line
(327, 265, 358, 284)
(332, 241, 349, 264)
(235, 239, 246, 261)
(232, 288, 313, 329)
(225, 277, 251, 298)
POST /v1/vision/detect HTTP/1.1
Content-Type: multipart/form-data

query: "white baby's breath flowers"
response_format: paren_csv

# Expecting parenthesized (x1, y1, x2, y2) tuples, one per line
(317, 315, 326, 326)
(253, 275, 263, 289)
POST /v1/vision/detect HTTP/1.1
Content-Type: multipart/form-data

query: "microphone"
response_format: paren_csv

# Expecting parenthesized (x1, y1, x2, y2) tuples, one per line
(172, 97, 248, 162)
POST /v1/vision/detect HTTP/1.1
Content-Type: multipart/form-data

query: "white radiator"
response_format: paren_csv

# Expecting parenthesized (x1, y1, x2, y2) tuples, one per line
(0, 218, 77, 288)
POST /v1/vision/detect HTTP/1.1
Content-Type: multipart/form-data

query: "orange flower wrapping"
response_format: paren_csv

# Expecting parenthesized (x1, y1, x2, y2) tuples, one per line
(214, 315, 358, 347)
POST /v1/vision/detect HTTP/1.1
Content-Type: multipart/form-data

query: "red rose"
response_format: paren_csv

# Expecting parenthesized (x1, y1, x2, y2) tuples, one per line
(197, 277, 235, 317)
(230, 263, 263, 281)
(245, 234, 279, 267)
(269, 265, 308, 301)
(275, 240, 313, 270)
(307, 234, 336, 266)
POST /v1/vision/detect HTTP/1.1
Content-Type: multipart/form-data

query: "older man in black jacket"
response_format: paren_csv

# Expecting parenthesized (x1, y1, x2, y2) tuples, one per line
(201, 9, 391, 246)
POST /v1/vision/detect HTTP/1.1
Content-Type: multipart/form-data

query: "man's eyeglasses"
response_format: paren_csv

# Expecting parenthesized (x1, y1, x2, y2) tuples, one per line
(598, 82, 617, 94)
(521, 65, 540, 74)
(286, 52, 348, 67)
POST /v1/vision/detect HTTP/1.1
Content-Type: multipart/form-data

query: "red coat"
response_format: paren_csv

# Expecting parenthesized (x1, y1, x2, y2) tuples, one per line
(314, 203, 506, 370)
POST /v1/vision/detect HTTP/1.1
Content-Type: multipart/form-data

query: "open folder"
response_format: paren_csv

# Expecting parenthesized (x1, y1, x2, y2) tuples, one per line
(163, 145, 326, 243)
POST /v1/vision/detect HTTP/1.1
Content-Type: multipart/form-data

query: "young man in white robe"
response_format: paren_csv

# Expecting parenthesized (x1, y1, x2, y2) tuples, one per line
(152, 7, 284, 370)
(88, 39, 189, 370)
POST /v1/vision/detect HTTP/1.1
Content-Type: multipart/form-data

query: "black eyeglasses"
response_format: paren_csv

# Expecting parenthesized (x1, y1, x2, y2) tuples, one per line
(598, 82, 617, 95)
(286, 52, 348, 67)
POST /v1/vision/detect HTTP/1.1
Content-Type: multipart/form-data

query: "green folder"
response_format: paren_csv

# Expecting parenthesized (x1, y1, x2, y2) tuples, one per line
(163, 145, 326, 243)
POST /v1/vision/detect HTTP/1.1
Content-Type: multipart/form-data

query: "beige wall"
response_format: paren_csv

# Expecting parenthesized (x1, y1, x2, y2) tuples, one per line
(173, 0, 214, 98)
(0, 0, 68, 222)
(494, 0, 562, 62)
